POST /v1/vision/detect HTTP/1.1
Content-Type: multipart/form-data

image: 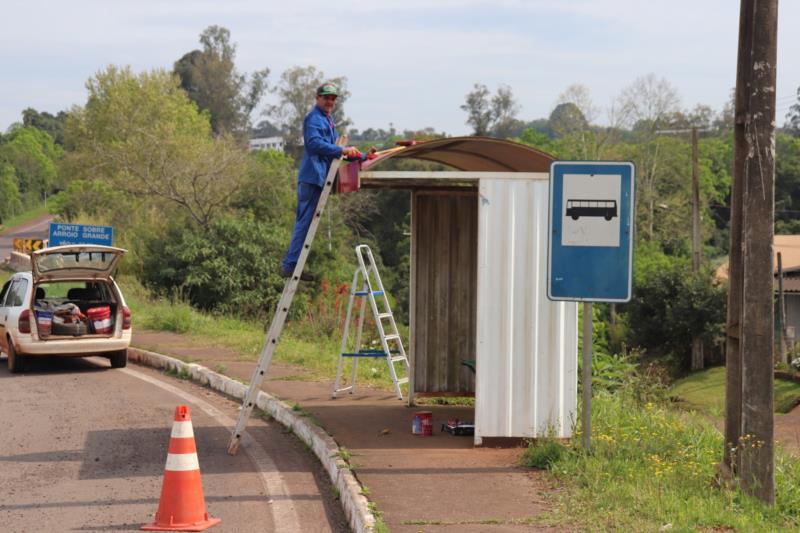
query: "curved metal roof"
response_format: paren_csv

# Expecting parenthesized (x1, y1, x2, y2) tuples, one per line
(362, 136, 555, 172)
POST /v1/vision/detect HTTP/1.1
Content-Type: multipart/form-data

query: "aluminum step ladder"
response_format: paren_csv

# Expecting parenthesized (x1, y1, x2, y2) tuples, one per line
(332, 244, 410, 401)
(227, 145, 345, 455)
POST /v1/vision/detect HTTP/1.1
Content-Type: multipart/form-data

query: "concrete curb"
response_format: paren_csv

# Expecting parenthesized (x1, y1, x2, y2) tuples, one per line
(128, 347, 376, 533)
(8, 251, 31, 272)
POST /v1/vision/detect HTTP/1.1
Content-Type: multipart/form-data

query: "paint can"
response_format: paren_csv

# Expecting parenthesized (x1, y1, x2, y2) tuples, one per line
(412, 411, 433, 436)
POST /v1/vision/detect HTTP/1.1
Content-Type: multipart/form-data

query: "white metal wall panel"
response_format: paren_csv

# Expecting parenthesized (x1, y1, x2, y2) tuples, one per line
(475, 178, 578, 442)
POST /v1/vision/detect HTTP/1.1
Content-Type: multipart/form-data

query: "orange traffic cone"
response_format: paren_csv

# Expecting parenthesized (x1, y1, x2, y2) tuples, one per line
(142, 405, 221, 531)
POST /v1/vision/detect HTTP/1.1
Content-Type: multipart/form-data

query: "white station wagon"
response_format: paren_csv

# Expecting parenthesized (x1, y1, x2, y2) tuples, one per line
(0, 245, 132, 373)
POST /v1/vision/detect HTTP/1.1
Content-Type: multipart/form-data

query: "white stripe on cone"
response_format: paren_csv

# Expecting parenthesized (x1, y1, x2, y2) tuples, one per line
(170, 420, 195, 439)
(165, 452, 200, 471)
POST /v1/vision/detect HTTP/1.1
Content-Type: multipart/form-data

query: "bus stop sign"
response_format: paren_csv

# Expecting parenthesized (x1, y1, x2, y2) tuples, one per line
(547, 161, 635, 303)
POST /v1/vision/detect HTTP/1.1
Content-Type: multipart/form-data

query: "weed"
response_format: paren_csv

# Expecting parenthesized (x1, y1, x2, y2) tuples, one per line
(367, 502, 388, 533)
(214, 363, 228, 375)
(332, 447, 352, 463)
(415, 396, 475, 407)
(521, 438, 567, 470)
(329, 484, 340, 500)
(360, 485, 371, 496)
(165, 367, 191, 380)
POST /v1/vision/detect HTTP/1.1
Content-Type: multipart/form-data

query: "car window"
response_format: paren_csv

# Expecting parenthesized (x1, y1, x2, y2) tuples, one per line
(7, 279, 29, 307)
(0, 280, 11, 307)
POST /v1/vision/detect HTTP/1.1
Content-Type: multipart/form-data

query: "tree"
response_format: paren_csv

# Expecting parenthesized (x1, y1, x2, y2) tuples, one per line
(615, 74, 682, 240)
(461, 84, 493, 136)
(21, 108, 68, 145)
(0, 125, 61, 203)
(490, 85, 521, 138)
(174, 25, 269, 136)
(460, 83, 520, 137)
(548, 102, 588, 137)
(0, 164, 22, 223)
(787, 86, 800, 135)
(269, 65, 350, 152)
(64, 65, 248, 229)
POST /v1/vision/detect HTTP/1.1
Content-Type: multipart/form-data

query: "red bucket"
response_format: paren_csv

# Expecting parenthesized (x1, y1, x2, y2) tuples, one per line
(87, 306, 112, 334)
(412, 411, 433, 436)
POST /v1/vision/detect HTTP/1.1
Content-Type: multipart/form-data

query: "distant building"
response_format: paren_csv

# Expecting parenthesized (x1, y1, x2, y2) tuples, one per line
(716, 235, 800, 346)
(249, 136, 285, 152)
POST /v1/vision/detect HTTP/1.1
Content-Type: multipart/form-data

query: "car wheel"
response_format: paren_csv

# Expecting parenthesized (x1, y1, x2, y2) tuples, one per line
(7, 340, 25, 374)
(109, 349, 128, 369)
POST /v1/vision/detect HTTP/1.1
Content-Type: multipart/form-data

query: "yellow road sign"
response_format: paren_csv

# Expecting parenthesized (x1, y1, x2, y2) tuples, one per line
(12, 238, 44, 254)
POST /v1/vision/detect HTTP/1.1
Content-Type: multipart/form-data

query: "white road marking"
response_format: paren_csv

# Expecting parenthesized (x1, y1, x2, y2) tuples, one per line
(118, 364, 302, 533)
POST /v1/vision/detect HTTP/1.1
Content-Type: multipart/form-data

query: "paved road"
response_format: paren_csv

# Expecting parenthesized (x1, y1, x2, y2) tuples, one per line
(0, 214, 52, 262)
(0, 356, 347, 532)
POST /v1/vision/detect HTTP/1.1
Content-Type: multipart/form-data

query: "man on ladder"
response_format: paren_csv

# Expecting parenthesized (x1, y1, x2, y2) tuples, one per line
(229, 84, 369, 455)
(280, 82, 361, 282)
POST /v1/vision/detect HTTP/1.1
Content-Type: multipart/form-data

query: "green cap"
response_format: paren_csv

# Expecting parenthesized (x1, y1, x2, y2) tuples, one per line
(316, 83, 339, 97)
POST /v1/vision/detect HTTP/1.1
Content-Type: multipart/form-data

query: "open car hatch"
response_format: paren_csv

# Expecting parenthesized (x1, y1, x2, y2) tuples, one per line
(31, 245, 127, 282)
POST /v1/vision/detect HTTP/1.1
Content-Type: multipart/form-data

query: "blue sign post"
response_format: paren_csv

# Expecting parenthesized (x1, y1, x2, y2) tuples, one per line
(547, 161, 635, 452)
(49, 223, 114, 247)
(547, 161, 635, 303)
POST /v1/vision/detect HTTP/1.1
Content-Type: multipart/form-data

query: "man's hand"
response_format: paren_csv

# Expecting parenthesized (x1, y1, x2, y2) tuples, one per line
(342, 146, 360, 158)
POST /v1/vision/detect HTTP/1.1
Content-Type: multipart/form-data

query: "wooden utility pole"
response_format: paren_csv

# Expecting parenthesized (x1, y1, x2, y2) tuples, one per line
(691, 127, 702, 273)
(724, 0, 778, 504)
(691, 127, 704, 371)
(778, 252, 788, 365)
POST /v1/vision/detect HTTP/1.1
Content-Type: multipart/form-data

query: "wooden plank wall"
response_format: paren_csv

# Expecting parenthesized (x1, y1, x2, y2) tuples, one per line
(411, 190, 478, 394)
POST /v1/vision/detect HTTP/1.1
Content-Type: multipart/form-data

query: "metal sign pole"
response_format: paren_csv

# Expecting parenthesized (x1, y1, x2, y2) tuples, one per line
(582, 301, 592, 451)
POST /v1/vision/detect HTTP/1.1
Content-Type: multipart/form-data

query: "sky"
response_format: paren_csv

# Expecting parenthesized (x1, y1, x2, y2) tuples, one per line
(1, 0, 799, 136)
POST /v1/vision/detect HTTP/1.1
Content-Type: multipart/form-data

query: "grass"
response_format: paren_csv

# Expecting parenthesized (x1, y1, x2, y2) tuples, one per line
(117, 275, 404, 391)
(415, 396, 475, 406)
(0, 267, 12, 286)
(0, 203, 49, 235)
(529, 389, 800, 531)
(672, 366, 800, 414)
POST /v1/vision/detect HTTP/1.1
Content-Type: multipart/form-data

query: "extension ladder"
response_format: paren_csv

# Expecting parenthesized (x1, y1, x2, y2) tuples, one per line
(227, 143, 345, 455)
(332, 244, 410, 401)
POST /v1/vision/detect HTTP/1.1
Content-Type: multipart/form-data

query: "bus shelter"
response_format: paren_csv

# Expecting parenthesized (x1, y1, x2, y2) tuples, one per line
(342, 137, 578, 444)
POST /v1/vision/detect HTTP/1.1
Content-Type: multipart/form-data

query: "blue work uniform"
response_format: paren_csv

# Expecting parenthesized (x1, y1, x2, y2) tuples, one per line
(281, 105, 344, 272)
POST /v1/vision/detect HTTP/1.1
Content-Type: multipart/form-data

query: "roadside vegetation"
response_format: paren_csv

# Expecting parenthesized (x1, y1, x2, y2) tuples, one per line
(524, 353, 800, 531)
(0, 267, 12, 285)
(672, 366, 800, 415)
(118, 275, 401, 389)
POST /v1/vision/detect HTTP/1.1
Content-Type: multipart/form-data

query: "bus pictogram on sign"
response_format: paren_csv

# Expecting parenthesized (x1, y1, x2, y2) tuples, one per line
(565, 199, 618, 221)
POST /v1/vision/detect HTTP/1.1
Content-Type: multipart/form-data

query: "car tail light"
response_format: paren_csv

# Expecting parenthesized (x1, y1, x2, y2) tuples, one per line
(122, 306, 132, 330)
(19, 309, 31, 334)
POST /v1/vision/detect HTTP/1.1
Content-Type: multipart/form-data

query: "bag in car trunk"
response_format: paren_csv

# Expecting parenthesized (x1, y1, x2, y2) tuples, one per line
(87, 306, 113, 334)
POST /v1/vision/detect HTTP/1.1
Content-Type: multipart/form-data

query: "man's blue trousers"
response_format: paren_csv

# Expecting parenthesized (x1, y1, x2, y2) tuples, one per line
(282, 182, 323, 272)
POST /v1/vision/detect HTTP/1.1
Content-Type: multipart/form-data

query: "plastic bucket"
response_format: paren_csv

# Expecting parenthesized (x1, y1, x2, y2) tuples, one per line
(36, 310, 53, 339)
(87, 306, 112, 334)
(412, 411, 433, 436)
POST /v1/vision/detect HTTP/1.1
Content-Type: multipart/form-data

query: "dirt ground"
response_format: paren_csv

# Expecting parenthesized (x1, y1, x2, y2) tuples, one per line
(134, 330, 564, 532)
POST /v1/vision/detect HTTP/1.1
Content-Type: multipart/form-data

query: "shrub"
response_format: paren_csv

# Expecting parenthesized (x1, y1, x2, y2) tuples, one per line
(625, 244, 726, 372)
(140, 213, 288, 319)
